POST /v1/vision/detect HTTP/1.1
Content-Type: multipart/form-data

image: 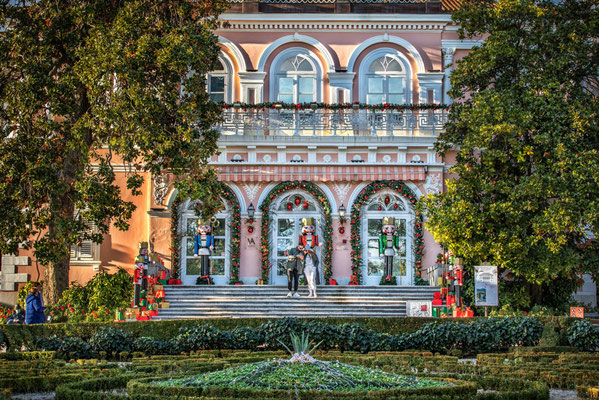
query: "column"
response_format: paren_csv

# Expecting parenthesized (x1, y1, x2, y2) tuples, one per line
(442, 47, 456, 105)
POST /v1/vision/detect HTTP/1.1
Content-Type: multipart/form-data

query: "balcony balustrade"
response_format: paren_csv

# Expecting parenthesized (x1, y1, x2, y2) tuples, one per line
(216, 106, 447, 137)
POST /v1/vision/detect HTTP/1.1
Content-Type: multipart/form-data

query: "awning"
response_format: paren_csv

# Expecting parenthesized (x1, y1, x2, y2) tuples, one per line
(217, 165, 425, 182)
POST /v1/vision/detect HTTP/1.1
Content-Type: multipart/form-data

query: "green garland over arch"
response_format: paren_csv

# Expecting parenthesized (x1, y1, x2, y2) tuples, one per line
(259, 181, 333, 284)
(350, 180, 424, 285)
(170, 183, 241, 283)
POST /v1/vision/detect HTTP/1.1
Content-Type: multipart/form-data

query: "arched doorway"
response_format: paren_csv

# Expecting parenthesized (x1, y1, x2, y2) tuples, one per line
(178, 199, 231, 285)
(361, 190, 414, 286)
(349, 180, 424, 286)
(270, 191, 324, 285)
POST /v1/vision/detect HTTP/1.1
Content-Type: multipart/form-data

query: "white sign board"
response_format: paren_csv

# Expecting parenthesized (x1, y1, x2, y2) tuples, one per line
(407, 301, 432, 317)
(474, 265, 498, 307)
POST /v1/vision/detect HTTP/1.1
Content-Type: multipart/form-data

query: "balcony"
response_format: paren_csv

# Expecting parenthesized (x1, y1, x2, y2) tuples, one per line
(216, 105, 448, 137)
(225, 0, 447, 13)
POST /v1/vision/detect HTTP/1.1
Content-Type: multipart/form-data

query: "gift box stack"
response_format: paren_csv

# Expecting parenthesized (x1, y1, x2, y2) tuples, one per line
(431, 251, 472, 318)
(116, 242, 175, 322)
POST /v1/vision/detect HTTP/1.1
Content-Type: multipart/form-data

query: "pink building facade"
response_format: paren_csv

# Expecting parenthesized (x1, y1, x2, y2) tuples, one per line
(1, 0, 491, 305)
(153, 1, 481, 287)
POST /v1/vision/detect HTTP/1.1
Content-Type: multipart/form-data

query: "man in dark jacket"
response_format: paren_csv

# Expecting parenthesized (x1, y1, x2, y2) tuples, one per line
(25, 287, 45, 324)
(286, 244, 304, 297)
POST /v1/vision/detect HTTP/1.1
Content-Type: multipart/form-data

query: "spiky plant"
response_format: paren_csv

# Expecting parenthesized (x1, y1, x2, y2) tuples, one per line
(278, 332, 324, 363)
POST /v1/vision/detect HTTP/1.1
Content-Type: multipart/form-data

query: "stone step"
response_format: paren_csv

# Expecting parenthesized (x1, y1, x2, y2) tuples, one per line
(153, 311, 407, 319)
(154, 285, 436, 319)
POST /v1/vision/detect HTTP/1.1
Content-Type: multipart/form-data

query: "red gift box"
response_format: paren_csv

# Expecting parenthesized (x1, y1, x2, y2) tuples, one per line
(234, 282, 243, 285)
(446, 295, 456, 306)
(136, 315, 151, 321)
(440, 287, 449, 297)
(150, 310, 159, 316)
(452, 307, 473, 318)
(433, 292, 442, 300)
(159, 270, 166, 280)
(432, 299, 443, 306)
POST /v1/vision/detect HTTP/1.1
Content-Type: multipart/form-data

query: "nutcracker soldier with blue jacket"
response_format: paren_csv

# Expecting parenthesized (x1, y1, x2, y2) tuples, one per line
(194, 220, 214, 277)
(379, 217, 401, 278)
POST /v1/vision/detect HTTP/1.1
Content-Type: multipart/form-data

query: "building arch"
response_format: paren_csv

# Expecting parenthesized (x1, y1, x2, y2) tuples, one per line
(347, 35, 426, 75)
(169, 183, 242, 284)
(218, 36, 248, 72)
(257, 34, 336, 73)
(258, 181, 333, 284)
(348, 180, 424, 285)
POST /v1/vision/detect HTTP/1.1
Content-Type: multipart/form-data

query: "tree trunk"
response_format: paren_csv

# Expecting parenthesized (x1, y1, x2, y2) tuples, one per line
(43, 256, 70, 305)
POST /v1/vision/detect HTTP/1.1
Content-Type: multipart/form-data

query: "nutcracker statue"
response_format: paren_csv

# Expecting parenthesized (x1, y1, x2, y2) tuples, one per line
(378, 217, 401, 278)
(134, 242, 150, 307)
(299, 217, 320, 250)
(194, 220, 213, 277)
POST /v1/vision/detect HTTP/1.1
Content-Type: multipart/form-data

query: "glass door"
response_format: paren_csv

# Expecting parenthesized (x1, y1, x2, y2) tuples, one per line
(362, 214, 412, 286)
(181, 215, 229, 285)
(272, 214, 321, 285)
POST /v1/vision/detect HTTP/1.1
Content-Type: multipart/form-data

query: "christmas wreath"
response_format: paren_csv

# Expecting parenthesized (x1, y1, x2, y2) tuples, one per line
(170, 183, 241, 284)
(350, 180, 424, 285)
(259, 181, 332, 284)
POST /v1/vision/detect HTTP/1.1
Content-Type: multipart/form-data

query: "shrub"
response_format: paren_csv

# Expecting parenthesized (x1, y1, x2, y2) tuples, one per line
(133, 337, 167, 356)
(49, 269, 132, 323)
(229, 327, 263, 350)
(175, 325, 230, 352)
(567, 319, 599, 352)
(37, 336, 96, 359)
(89, 328, 132, 357)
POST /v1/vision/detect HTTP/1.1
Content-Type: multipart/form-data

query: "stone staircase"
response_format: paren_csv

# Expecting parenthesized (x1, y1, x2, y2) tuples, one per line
(153, 285, 439, 319)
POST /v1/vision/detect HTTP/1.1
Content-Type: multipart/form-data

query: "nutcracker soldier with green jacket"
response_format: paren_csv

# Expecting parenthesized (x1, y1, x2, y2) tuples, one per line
(379, 217, 400, 278)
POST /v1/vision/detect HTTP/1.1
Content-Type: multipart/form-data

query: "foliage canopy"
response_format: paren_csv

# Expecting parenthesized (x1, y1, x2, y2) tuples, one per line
(0, 0, 228, 301)
(422, 0, 599, 283)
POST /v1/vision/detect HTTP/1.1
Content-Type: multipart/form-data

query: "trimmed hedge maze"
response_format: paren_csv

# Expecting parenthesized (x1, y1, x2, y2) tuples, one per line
(1, 348, 598, 399)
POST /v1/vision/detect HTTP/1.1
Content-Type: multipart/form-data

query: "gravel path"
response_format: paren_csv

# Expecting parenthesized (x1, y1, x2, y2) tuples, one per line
(550, 389, 579, 400)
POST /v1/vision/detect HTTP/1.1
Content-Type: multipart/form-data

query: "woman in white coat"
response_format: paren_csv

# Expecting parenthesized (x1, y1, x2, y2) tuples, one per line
(303, 248, 319, 298)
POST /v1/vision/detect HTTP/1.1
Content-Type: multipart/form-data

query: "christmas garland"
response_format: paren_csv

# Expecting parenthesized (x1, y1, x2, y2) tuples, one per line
(259, 181, 333, 284)
(170, 183, 241, 284)
(222, 102, 450, 111)
(350, 180, 424, 285)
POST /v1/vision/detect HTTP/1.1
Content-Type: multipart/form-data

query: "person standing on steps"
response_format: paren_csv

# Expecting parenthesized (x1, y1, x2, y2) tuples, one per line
(285, 244, 305, 297)
(303, 248, 320, 298)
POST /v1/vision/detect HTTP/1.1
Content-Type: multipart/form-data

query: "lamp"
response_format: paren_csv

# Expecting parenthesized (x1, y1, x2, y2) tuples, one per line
(338, 204, 346, 226)
(247, 203, 255, 233)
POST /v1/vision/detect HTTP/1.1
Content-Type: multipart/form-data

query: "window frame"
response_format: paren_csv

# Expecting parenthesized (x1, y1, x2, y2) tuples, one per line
(358, 49, 411, 105)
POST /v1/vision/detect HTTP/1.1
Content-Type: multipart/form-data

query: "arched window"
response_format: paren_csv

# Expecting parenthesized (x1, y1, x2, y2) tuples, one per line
(270, 48, 322, 104)
(359, 50, 410, 105)
(207, 57, 233, 103)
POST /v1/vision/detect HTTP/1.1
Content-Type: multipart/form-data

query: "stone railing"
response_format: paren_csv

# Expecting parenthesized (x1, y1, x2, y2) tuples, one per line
(216, 107, 447, 137)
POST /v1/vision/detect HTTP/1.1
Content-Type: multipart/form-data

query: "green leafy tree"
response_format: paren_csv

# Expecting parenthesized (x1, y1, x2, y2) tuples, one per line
(0, 0, 228, 303)
(422, 0, 599, 288)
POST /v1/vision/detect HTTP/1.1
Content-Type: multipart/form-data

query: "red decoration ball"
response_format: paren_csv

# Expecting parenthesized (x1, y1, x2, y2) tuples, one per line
(303, 201, 309, 208)
(248, 226, 254, 233)
(394, 204, 399, 209)
(294, 197, 301, 205)
(384, 197, 390, 204)
(338, 226, 345, 234)
(378, 205, 382, 211)
(287, 203, 293, 210)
